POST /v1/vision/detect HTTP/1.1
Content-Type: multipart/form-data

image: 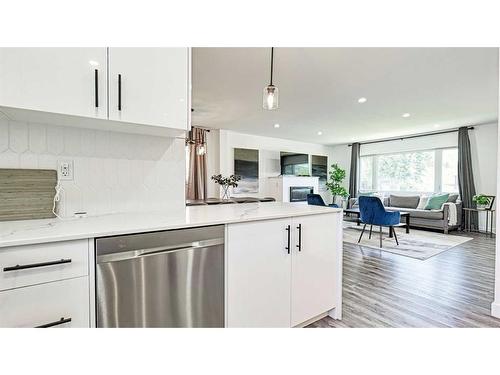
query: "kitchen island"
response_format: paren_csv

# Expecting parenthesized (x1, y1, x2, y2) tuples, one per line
(0, 202, 343, 328)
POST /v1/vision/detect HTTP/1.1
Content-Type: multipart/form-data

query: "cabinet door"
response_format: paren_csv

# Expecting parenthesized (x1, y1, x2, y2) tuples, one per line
(226, 219, 292, 327)
(108, 48, 189, 129)
(0, 277, 90, 328)
(0, 48, 107, 119)
(291, 213, 339, 326)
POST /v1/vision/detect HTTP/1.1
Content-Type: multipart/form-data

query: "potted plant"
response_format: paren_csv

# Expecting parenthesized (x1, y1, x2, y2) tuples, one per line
(325, 164, 349, 207)
(473, 194, 494, 210)
(211, 174, 241, 199)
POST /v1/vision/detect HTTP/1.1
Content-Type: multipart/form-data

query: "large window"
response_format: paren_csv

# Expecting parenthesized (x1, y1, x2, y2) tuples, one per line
(441, 148, 459, 193)
(360, 148, 458, 194)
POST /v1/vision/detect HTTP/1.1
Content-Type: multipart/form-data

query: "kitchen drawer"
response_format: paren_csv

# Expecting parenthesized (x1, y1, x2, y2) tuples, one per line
(0, 239, 88, 291)
(0, 277, 90, 328)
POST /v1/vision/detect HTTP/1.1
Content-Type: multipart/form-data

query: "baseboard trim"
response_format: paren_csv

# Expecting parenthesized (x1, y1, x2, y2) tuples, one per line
(294, 312, 328, 328)
(491, 301, 500, 318)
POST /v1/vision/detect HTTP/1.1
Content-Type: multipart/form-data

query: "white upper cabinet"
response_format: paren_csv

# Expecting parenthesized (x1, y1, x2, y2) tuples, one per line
(0, 48, 107, 119)
(108, 48, 189, 130)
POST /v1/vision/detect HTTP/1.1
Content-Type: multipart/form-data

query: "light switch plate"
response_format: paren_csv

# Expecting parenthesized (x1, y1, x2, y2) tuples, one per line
(58, 160, 74, 181)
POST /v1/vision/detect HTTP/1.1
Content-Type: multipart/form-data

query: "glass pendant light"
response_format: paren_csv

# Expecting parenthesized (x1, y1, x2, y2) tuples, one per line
(196, 143, 206, 156)
(263, 47, 279, 110)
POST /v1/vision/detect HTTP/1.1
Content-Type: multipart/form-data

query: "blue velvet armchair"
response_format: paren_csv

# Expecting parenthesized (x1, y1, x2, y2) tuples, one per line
(307, 194, 338, 208)
(358, 196, 401, 247)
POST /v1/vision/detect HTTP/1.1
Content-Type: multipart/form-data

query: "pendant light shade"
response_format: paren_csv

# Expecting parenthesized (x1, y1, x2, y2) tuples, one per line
(196, 143, 207, 156)
(263, 47, 279, 110)
(263, 85, 279, 110)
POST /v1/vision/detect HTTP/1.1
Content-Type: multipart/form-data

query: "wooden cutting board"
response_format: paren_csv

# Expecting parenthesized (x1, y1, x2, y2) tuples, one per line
(0, 168, 57, 221)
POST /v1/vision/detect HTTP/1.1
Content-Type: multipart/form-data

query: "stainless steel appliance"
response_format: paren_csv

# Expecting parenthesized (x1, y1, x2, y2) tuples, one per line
(95, 225, 224, 328)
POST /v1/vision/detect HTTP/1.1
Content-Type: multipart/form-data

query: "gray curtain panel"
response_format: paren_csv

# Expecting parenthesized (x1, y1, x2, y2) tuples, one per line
(349, 142, 360, 202)
(458, 127, 478, 230)
(186, 127, 208, 200)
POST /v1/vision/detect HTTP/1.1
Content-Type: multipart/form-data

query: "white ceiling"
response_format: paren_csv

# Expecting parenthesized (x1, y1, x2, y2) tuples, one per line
(192, 48, 498, 145)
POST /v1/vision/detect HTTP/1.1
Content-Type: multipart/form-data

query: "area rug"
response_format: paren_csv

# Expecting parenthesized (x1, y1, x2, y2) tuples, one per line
(343, 223, 473, 260)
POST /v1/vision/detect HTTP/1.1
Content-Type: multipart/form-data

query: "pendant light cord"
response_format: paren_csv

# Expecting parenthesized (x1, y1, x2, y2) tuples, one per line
(270, 47, 274, 86)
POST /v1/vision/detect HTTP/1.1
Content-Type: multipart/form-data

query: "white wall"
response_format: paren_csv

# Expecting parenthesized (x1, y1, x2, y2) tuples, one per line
(360, 132, 457, 156)
(216, 130, 334, 203)
(469, 123, 498, 201)
(0, 119, 185, 217)
(470, 123, 498, 232)
(492, 50, 500, 319)
(330, 144, 352, 192)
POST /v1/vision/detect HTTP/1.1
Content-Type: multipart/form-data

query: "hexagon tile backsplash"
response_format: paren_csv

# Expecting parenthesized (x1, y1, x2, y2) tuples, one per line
(0, 119, 186, 218)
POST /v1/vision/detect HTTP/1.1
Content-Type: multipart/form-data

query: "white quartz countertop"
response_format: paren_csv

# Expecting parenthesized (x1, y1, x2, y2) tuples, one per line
(0, 202, 342, 248)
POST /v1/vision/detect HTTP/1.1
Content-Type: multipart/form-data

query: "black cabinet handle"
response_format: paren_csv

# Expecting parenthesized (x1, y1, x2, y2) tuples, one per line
(118, 74, 122, 111)
(285, 225, 291, 254)
(36, 317, 72, 328)
(296, 224, 302, 252)
(3, 258, 72, 272)
(94, 69, 99, 108)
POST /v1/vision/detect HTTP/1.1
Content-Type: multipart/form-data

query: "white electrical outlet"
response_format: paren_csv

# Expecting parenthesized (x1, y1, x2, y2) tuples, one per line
(58, 160, 74, 181)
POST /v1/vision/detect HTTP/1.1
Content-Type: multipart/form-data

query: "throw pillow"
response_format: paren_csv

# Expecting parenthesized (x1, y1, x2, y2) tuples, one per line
(447, 194, 459, 203)
(389, 195, 420, 209)
(417, 196, 429, 210)
(425, 193, 450, 210)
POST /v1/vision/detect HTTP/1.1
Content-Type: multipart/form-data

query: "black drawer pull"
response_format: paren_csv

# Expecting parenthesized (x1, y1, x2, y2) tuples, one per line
(285, 225, 291, 254)
(36, 317, 72, 328)
(118, 74, 122, 111)
(296, 224, 302, 252)
(3, 258, 72, 272)
(94, 69, 99, 108)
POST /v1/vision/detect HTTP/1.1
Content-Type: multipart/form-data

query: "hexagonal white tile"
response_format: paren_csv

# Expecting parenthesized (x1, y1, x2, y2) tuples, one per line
(28, 123, 47, 154)
(9, 121, 28, 153)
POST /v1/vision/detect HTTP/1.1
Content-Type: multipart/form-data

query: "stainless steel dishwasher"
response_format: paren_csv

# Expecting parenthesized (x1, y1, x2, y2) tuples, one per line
(95, 225, 224, 328)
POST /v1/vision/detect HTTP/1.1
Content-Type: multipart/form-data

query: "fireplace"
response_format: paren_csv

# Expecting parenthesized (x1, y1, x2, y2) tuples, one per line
(289, 186, 314, 202)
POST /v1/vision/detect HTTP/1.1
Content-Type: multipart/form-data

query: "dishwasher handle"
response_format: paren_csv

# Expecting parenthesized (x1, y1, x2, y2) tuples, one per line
(96, 238, 224, 263)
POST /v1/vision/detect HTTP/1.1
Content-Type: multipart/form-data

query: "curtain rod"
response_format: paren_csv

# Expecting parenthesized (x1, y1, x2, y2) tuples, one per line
(190, 126, 211, 132)
(347, 126, 474, 147)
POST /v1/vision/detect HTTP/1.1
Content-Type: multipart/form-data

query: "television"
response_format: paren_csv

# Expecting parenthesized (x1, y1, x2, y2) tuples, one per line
(280, 152, 309, 176)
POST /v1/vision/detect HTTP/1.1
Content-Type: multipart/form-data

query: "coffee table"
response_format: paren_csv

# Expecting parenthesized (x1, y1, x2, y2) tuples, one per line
(344, 208, 410, 235)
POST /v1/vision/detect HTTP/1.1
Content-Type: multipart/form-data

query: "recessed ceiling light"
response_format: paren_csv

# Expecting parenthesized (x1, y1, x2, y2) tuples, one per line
(317, 131, 323, 136)
(274, 123, 280, 128)
(434, 124, 441, 128)
(358, 97, 367, 103)
(89, 60, 99, 66)
(402, 113, 411, 118)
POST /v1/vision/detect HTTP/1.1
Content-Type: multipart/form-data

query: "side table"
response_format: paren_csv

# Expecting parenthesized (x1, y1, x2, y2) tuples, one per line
(463, 207, 495, 237)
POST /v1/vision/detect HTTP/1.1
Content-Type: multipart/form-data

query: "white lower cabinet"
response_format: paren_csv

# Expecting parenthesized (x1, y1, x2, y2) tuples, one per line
(0, 277, 90, 328)
(0, 239, 91, 328)
(0, 239, 89, 292)
(226, 218, 291, 327)
(226, 213, 341, 327)
(290, 214, 338, 326)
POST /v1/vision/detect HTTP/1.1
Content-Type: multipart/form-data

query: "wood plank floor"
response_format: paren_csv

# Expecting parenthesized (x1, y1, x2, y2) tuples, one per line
(308, 231, 500, 328)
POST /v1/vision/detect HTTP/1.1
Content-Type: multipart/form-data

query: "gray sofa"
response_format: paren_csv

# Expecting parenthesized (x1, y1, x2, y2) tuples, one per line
(349, 194, 462, 234)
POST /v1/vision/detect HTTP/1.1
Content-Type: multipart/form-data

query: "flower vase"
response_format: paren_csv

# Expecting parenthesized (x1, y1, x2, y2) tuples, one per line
(221, 185, 230, 200)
